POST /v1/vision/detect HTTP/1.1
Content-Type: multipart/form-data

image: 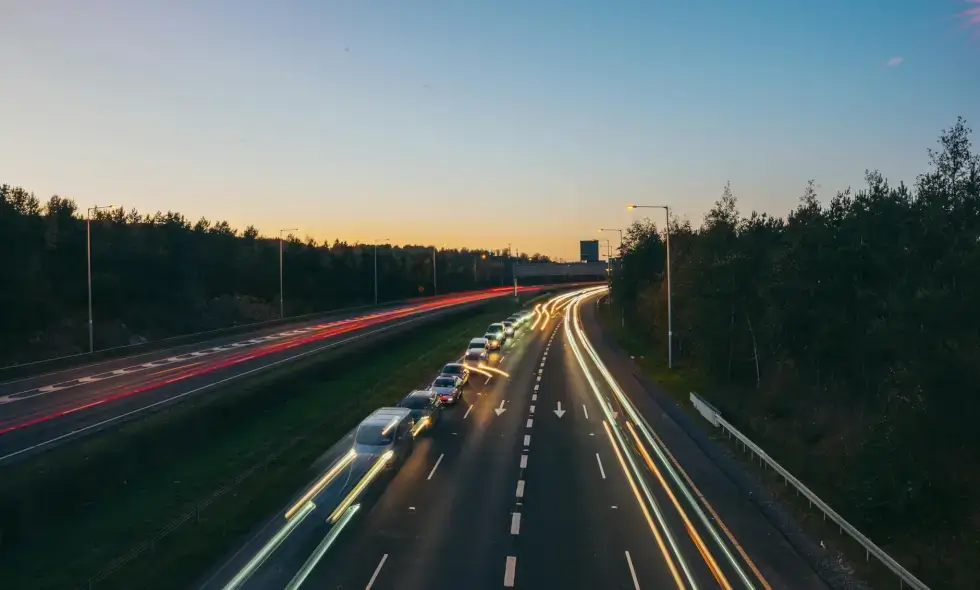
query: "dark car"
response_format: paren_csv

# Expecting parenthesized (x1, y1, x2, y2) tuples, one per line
(439, 362, 470, 386)
(397, 390, 441, 433)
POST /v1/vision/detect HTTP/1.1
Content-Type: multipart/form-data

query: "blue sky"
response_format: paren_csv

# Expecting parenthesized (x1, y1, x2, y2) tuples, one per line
(1, 0, 977, 259)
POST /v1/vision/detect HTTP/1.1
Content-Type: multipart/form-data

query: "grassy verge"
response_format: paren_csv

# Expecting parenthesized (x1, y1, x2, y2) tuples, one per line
(595, 303, 910, 590)
(0, 299, 523, 590)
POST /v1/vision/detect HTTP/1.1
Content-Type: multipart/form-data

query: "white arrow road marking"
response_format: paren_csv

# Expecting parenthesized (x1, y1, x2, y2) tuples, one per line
(494, 400, 507, 416)
(554, 401, 565, 418)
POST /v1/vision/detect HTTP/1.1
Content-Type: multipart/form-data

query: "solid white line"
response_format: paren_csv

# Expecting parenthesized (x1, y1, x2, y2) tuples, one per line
(504, 556, 517, 587)
(511, 512, 521, 535)
(625, 551, 641, 589)
(427, 454, 444, 480)
(366, 554, 389, 589)
(526, 418, 533, 428)
(516, 480, 525, 498)
(520, 454, 528, 469)
(529, 405, 535, 414)
(596, 453, 607, 479)
(463, 405, 474, 420)
(523, 435, 531, 446)
(582, 404, 589, 420)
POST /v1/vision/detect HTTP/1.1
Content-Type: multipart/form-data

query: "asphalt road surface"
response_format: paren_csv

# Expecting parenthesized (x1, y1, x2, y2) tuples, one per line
(207, 287, 832, 590)
(0, 286, 551, 464)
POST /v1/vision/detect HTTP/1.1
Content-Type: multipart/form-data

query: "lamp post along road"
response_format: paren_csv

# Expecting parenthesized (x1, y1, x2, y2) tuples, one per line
(86, 204, 116, 353)
(600, 228, 625, 325)
(374, 239, 390, 306)
(627, 205, 673, 369)
(279, 228, 298, 319)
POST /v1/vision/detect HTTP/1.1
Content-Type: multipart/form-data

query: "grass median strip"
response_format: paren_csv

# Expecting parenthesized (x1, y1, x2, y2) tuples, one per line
(0, 299, 527, 590)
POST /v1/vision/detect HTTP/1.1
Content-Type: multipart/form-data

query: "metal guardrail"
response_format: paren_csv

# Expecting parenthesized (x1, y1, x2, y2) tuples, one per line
(688, 392, 930, 590)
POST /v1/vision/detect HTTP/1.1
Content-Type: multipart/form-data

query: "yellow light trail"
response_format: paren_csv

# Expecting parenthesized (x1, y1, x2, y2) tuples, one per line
(603, 420, 687, 590)
(476, 363, 510, 378)
(412, 415, 430, 437)
(626, 421, 732, 590)
(285, 449, 357, 520)
(328, 450, 393, 523)
(568, 288, 761, 590)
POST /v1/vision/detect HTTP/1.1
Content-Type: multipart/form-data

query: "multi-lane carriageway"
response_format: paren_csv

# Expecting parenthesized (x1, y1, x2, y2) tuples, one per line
(207, 286, 831, 590)
(0, 284, 582, 464)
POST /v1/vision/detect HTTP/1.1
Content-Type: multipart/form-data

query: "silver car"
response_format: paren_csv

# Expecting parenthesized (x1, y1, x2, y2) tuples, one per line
(353, 408, 415, 466)
(465, 337, 489, 362)
(430, 375, 463, 404)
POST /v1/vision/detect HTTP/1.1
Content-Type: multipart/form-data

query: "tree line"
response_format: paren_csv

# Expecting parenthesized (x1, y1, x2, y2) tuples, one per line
(612, 117, 978, 587)
(0, 191, 551, 366)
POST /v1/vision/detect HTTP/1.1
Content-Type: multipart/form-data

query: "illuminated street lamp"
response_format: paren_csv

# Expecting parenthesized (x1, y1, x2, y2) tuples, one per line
(627, 204, 673, 369)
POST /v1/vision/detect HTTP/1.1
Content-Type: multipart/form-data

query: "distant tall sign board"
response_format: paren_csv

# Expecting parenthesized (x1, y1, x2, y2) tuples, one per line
(580, 240, 600, 263)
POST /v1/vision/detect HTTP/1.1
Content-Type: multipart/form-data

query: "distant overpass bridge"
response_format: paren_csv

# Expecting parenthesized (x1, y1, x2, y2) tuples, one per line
(514, 262, 609, 281)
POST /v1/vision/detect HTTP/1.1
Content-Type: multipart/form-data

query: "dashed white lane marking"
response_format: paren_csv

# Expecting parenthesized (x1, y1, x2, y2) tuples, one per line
(511, 512, 522, 535)
(534, 384, 539, 391)
(531, 394, 537, 401)
(540, 362, 545, 368)
(516, 480, 525, 498)
(504, 556, 517, 587)
(526, 418, 533, 428)
(520, 454, 528, 469)
(366, 554, 389, 590)
(537, 369, 542, 375)
(596, 453, 607, 479)
(485, 376, 492, 385)
(583, 404, 589, 420)
(427, 454, 444, 480)
(463, 405, 474, 420)
(536, 376, 541, 382)
(625, 551, 641, 589)
(523, 435, 531, 446)
(529, 405, 536, 414)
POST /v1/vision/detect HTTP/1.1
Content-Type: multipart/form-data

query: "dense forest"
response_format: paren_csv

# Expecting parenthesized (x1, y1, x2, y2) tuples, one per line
(0, 189, 549, 366)
(612, 117, 978, 588)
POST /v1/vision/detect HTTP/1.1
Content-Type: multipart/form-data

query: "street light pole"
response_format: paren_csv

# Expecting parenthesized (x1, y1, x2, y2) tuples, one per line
(279, 228, 298, 318)
(432, 246, 438, 296)
(86, 204, 116, 353)
(627, 205, 673, 369)
(374, 238, 389, 306)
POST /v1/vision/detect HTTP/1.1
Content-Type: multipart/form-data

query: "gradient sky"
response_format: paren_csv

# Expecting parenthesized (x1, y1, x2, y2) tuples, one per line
(2, 1, 978, 260)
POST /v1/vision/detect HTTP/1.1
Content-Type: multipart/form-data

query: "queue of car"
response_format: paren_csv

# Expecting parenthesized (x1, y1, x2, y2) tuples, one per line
(352, 305, 537, 450)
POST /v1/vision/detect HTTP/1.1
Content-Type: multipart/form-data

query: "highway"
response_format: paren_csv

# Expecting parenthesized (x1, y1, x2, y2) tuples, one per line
(204, 286, 832, 590)
(0, 286, 560, 464)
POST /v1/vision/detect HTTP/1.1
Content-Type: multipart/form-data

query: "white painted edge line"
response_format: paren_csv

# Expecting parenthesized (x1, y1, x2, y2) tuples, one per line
(510, 512, 521, 535)
(596, 453, 607, 479)
(526, 418, 533, 428)
(504, 556, 517, 587)
(583, 404, 589, 420)
(427, 453, 444, 480)
(520, 454, 528, 469)
(516, 480, 525, 498)
(463, 405, 474, 420)
(625, 551, 641, 590)
(366, 554, 389, 590)
(523, 435, 531, 446)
